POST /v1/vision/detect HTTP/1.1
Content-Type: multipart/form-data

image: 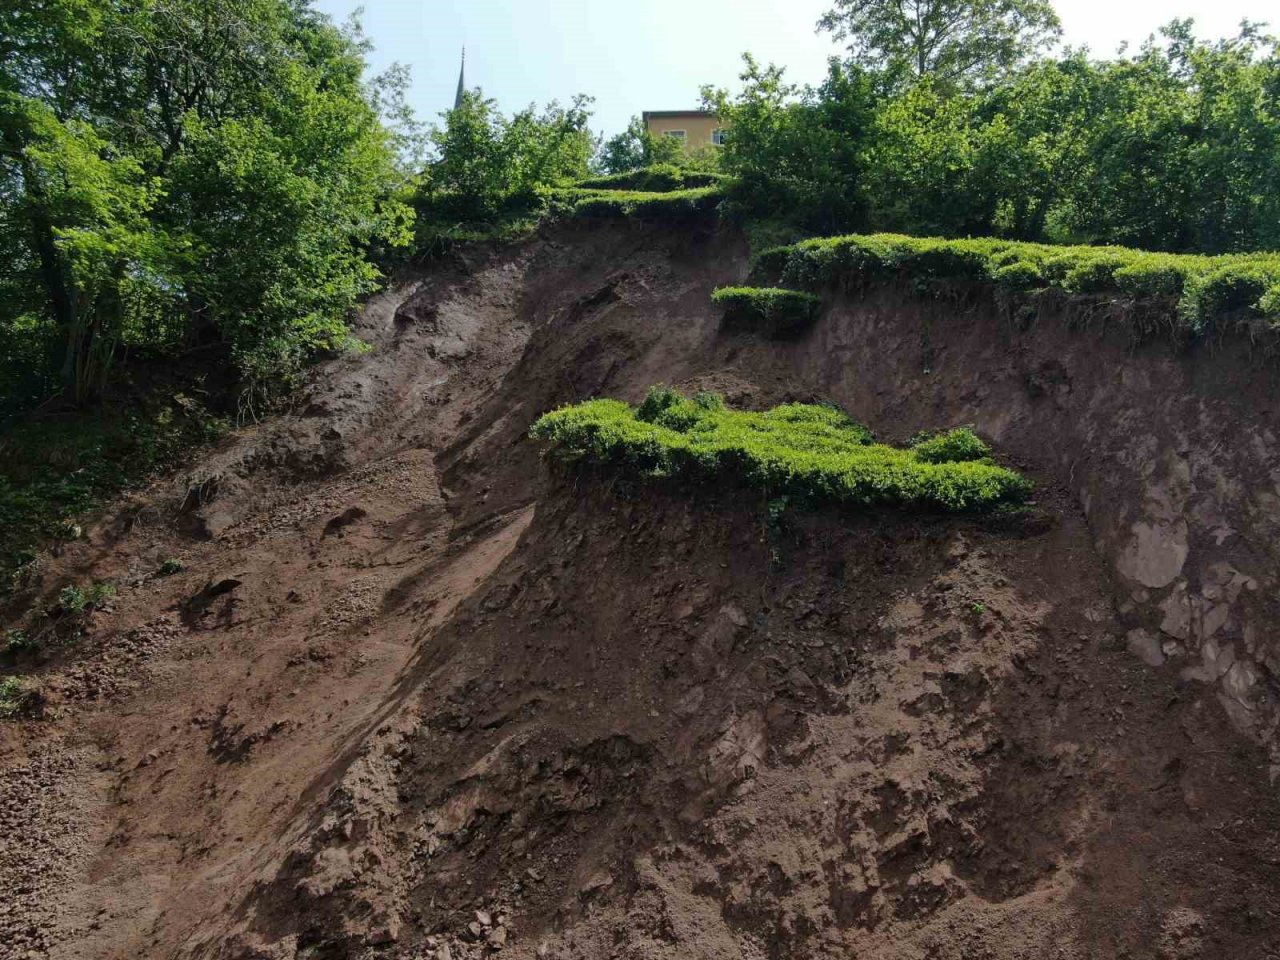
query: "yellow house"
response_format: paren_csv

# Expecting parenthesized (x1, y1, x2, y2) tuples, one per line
(643, 110, 727, 152)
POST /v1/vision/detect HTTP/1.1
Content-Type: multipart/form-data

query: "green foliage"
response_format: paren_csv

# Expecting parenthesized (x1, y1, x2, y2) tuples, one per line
(558, 186, 723, 221)
(576, 165, 723, 192)
(3, 630, 33, 654)
(712, 287, 823, 338)
(1, 1, 414, 406)
(417, 90, 595, 232)
(702, 57, 877, 234)
(157, 558, 186, 577)
(818, 0, 1062, 89)
(595, 116, 686, 173)
(912, 428, 991, 463)
(0, 393, 227, 593)
(57, 582, 116, 615)
(530, 389, 1030, 512)
(761, 232, 1280, 332)
(713, 22, 1280, 256)
(0, 676, 28, 719)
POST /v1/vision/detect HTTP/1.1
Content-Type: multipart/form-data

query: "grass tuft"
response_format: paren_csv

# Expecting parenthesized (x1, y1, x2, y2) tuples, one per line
(531, 387, 1030, 513)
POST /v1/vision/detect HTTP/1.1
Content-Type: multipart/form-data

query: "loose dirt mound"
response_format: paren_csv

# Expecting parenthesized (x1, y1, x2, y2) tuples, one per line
(3, 221, 1280, 960)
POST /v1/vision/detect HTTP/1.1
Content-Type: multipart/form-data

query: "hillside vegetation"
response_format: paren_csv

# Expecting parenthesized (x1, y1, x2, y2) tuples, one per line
(754, 234, 1280, 331)
(531, 387, 1031, 512)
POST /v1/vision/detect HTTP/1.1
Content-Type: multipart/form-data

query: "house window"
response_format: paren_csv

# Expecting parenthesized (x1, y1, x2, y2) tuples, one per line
(662, 130, 686, 140)
(711, 128, 727, 145)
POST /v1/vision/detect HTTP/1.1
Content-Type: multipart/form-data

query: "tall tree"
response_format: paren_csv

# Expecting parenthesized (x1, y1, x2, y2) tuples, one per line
(818, 0, 1062, 88)
(0, 0, 413, 407)
(596, 116, 684, 174)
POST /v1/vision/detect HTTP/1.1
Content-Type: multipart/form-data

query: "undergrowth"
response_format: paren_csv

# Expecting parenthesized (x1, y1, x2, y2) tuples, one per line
(0, 675, 28, 719)
(0, 393, 227, 595)
(753, 233, 1280, 334)
(713, 287, 823, 338)
(530, 387, 1031, 512)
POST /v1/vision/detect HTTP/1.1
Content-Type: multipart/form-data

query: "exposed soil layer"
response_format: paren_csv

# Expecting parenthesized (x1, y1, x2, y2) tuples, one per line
(3, 220, 1280, 960)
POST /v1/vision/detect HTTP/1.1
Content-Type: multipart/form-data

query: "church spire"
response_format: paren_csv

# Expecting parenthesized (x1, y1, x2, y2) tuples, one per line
(453, 47, 466, 111)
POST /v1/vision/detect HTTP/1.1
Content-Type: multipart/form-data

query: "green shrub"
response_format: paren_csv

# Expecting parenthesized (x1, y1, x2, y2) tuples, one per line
(2, 629, 32, 654)
(57, 582, 116, 615)
(1182, 263, 1278, 333)
(561, 186, 723, 221)
(991, 260, 1043, 290)
(157, 558, 186, 577)
(575, 165, 724, 193)
(530, 388, 1031, 513)
(911, 428, 992, 463)
(765, 233, 1280, 335)
(0, 676, 28, 719)
(712, 286, 823, 338)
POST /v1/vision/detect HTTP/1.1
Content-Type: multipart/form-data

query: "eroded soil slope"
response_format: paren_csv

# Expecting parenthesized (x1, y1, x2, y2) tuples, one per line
(3, 220, 1280, 960)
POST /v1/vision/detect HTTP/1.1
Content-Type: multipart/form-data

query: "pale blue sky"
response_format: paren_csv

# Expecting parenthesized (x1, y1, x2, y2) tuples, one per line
(313, 0, 1275, 140)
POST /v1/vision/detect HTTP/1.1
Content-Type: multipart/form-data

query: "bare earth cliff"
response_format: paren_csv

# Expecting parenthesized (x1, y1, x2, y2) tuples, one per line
(4, 221, 1280, 960)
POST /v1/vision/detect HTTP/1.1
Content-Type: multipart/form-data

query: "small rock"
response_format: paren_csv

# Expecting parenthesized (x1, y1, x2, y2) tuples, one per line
(486, 925, 507, 949)
(475, 909, 492, 927)
(580, 870, 613, 896)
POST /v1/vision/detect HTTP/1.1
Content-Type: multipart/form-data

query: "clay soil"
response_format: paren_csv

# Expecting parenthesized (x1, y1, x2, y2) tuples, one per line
(3, 221, 1280, 960)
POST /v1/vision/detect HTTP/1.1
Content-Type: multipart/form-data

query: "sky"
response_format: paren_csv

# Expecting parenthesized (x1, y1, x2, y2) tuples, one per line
(312, 0, 1276, 140)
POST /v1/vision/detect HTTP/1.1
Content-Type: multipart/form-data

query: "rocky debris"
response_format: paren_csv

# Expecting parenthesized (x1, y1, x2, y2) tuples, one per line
(0, 746, 92, 960)
(322, 506, 369, 538)
(180, 575, 244, 628)
(57, 617, 182, 703)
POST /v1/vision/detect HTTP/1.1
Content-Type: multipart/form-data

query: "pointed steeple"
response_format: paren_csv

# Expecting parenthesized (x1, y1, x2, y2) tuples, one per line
(453, 47, 466, 111)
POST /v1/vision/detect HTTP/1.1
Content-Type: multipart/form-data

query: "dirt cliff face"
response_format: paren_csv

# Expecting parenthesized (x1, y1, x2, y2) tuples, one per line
(3, 221, 1280, 960)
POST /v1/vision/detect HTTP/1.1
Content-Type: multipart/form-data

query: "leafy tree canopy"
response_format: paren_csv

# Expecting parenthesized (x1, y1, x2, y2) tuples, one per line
(0, 0, 414, 409)
(416, 90, 596, 232)
(817, 0, 1062, 89)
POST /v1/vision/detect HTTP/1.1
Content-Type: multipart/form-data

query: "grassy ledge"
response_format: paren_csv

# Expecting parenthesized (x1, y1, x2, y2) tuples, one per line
(753, 233, 1280, 335)
(530, 387, 1031, 513)
(713, 286, 822, 339)
(555, 185, 723, 221)
(575, 164, 724, 192)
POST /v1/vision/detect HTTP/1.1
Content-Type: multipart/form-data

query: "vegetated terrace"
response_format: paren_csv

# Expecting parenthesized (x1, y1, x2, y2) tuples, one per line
(531, 387, 1031, 512)
(755, 233, 1280, 334)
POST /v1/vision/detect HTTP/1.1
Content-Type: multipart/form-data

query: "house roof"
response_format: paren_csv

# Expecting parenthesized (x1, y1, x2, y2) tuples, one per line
(642, 110, 715, 122)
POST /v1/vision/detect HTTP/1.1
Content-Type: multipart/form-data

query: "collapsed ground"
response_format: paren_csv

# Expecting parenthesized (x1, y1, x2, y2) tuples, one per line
(3, 219, 1280, 960)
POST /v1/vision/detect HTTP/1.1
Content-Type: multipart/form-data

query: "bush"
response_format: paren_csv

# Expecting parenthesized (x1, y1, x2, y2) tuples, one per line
(0, 676, 28, 719)
(530, 388, 1031, 512)
(575, 165, 724, 193)
(57, 582, 116, 615)
(911, 428, 992, 463)
(712, 286, 823, 338)
(765, 233, 1280, 334)
(157, 558, 186, 577)
(991, 260, 1043, 290)
(2, 630, 32, 654)
(561, 186, 723, 221)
